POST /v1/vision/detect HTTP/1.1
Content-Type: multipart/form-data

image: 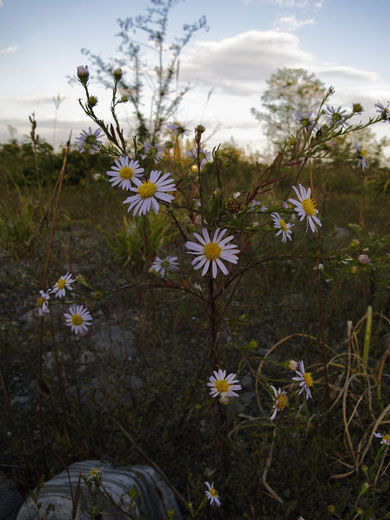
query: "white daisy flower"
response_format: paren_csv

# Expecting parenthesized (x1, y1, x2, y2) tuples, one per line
(207, 369, 242, 400)
(150, 256, 179, 277)
(374, 432, 390, 446)
(52, 272, 75, 298)
(271, 212, 293, 242)
(185, 228, 240, 279)
(64, 305, 92, 335)
(37, 290, 50, 317)
(123, 170, 176, 216)
(205, 482, 221, 507)
(292, 360, 314, 400)
(106, 156, 144, 190)
(288, 184, 322, 233)
(270, 386, 288, 420)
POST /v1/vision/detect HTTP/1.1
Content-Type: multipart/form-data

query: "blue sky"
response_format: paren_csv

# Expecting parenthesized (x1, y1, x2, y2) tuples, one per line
(1, 0, 390, 152)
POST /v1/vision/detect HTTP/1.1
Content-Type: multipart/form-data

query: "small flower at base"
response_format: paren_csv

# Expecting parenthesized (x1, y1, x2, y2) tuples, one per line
(359, 254, 371, 265)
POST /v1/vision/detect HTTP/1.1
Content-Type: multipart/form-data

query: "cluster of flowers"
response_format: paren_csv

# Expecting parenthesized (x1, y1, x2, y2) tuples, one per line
(296, 101, 390, 173)
(36, 272, 92, 335)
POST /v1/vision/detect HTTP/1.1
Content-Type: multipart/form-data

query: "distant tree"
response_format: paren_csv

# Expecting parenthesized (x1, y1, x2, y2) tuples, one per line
(78, 0, 207, 143)
(251, 68, 327, 151)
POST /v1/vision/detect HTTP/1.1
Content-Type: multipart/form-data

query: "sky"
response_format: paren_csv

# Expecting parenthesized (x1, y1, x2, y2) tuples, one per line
(1, 0, 390, 154)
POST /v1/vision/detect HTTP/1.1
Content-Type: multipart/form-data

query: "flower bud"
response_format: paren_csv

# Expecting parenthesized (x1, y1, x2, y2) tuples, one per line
(87, 95, 98, 108)
(352, 103, 363, 113)
(351, 266, 358, 274)
(288, 360, 299, 371)
(77, 65, 89, 84)
(120, 95, 128, 103)
(114, 68, 123, 81)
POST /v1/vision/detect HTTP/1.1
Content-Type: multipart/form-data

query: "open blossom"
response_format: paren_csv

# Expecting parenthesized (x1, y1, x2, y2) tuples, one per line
(75, 127, 103, 154)
(123, 170, 176, 216)
(325, 105, 349, 129)
(374, 432, 390, 446)
(64, 305, 92, 335)
(106, 156, 144, 190)
(296, 111, 316, 130)
(141, 141, 165, 163)
(207, 369, 242, 400)
(292, 360, 314, 399)
(355, 141, 367, 171)
(167, 121, 190, 136)
(52, 272, 75, 298)
(205, 482, 221, 507)
(37, 290, 50, 317)
(375, 101, 390, 123)
(288, 184, 322, 233)
(185, 228, 240, 279)
(150, 256, 179, 277)
(270, 386, 288, 420)
(271, 212, 293, 242)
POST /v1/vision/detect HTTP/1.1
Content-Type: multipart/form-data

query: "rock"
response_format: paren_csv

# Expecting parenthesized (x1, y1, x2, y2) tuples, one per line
(0, 478, 23, 520)
(92, 325, 138, 361)
(17, 460, 182, 520)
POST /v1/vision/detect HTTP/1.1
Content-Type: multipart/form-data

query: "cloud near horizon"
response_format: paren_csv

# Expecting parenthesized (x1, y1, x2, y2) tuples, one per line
(243, 0, 323, 9)
(0, 45, 18, 55)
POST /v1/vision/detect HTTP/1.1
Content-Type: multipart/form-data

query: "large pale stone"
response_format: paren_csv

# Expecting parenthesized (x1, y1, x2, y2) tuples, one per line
(17, 460, 182, 520)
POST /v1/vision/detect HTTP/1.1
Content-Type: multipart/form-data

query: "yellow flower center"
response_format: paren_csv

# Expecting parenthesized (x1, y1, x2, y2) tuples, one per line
(276, 394, 288, 410)
(120, 166, 134, 180)
(215, 380, 229, 393)
(210, 487, 218, 498)
(304, 372, 314, 387)
(71, 314, 83, 326)
(383, 434, 390, 444)
(57, 279, 66, 290)
(302, 198, 316, 216)
(279, 219, 288, 232)
(361, 148, 367, 158)
(37, 297, 45, 308)
(138, 181, 157, 199)
(88, 468, 100, 478)
(204, 242, 222, 261)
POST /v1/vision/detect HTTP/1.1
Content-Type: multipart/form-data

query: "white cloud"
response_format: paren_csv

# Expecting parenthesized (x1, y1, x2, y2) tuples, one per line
(180, 30, 313, 95)
(274, 15, 314, 31)
(315, 65, 378, 83)
(0, 1, 3, 6)
(0, 45, 18, 55)
(244, 0, 323, 8)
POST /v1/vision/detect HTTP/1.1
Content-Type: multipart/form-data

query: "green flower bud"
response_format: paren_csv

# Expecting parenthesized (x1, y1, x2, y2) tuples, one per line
(88, 95, 98, 108)
(114, 68, 123, 81)
(352, 103, 363, 113)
